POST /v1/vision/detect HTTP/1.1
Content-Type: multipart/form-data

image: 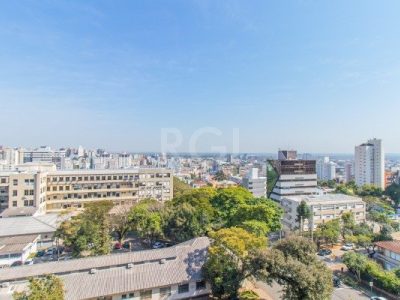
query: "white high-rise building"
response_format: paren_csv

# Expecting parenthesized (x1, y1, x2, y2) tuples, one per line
(242, 168, 267, 197)
(355, 138, 384, 189)
(316, 157, 336, 181)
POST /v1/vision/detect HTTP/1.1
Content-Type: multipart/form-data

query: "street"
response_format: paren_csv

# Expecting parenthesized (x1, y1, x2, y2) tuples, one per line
(255, 281, 370, 300)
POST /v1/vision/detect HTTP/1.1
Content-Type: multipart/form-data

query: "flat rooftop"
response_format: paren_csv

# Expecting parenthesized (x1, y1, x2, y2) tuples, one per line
(284, 193, 363, 205)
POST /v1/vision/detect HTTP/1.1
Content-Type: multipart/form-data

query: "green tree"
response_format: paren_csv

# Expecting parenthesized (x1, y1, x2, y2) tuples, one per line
(274, 235, 317, 264)
(232, 199, 282, 233)
(314, 219, 340, 247)
(251, 237, 333, 300)
(13, 275, 64, 300)
(110, 205, 132, 243)
(56, 201, 113, 256)
(342, 251, 368, 282)
(296, 200, 311, 231)
(385, 183, 400, 207)
(163, 202, 209, 242)
(374, 224, 394, 242)
(359, 184, 383, 197)
(239, 220, 270, 237)
(210, 187, 254, 226)
(129, 199, 163, 245)
(341, 211, 355, 239)
(173, 176, 192, 197)
(202, 227, 266, 299)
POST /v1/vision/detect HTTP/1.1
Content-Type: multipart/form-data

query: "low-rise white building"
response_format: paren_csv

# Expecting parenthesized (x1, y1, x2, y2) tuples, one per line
(0, 235, 39, 267)
(281, 194, 366, 231)
(374, 240, 400, 270)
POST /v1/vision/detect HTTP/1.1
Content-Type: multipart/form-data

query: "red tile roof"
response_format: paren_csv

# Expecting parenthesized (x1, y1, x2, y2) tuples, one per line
(375, 240, 400, 254)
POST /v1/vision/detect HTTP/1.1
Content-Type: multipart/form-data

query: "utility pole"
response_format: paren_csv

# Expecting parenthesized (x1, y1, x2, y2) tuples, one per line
(311, 220, 314, 242)
(300, 216, 303, 237)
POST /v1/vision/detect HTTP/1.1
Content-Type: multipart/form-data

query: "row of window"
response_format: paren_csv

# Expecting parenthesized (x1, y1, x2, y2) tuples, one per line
(120, 281, 206, 300)
(11, 189, 34, 197)
(12, 200, 34, 207)
(49, 173, 170, 183)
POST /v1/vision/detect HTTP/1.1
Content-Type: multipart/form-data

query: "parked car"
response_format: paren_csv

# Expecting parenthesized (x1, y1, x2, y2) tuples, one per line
(152, 242, 165, 249)
(341, 243, 354, 251)
(317, 249, 332, 256)
(114, 242, 122, 250)
(122, 241, 131, 249)
(11, 261, 22, 267)
(24, 259, 34, 265)
(36, 250, 46, 257)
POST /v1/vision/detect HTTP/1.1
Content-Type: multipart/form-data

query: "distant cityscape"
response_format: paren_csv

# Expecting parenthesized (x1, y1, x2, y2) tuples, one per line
(0, 139, 400, 300)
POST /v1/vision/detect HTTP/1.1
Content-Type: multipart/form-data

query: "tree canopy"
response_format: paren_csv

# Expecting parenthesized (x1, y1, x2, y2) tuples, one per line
(13, 275, 64, 300)
(203, 227, 266, 299)
(56, 201, 113, 256)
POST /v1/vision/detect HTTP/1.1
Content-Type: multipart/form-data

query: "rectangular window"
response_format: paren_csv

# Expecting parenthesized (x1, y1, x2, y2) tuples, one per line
(160, 287, 171, 298)
(140, 290, 152, 300)
(13, 179, 18, 186)
(29, 200, 34, 206)
(13, 190, 17, 196)
(12, 201, 17, 207)
(196, 280, 206, 290)
(178, 283, 189, 294)
(24, 200, 28, 206)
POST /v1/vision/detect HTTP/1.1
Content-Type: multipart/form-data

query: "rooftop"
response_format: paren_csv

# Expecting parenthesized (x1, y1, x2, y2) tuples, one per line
(0, 214, 62, 238)
(0, 237, 210, 300)
(285, 193, 363, 205)
(375, 240, 400, 254)
(0, 234, 39, 255)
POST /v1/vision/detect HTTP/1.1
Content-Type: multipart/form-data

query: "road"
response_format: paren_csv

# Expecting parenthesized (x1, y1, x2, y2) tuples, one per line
(255, 281, 370, 300)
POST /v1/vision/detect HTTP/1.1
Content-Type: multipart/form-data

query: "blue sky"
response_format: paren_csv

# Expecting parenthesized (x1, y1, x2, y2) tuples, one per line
(1, 1, 400, 153)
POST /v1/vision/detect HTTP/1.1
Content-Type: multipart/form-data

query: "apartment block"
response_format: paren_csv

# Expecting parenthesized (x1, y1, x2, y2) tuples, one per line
(45, 168, 172, 212)
(281, 194, 366, 231)
(0, 164, 173, 215)
(355, 138, 385, 189)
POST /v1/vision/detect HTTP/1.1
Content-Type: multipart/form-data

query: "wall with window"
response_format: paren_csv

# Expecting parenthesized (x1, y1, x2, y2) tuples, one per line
(110, 280, 209, 300)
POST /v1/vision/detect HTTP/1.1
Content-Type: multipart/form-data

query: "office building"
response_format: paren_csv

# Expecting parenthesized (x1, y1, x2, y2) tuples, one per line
(355, 138, 385, 189)
(0, 237, 210, 300)
(281, 194, 366, 231)
(269, 150, 318, 202)
(242, 168, 267, 197)
(0, 164, 173, 214)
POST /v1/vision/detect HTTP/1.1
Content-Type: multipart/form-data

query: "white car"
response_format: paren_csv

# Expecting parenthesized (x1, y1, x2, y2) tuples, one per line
(341, 243, 354, 251)
(152, 242, 164, 249)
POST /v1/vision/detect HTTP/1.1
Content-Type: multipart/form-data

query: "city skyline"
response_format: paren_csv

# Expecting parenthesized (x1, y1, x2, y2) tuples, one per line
(1, 1, 400, 152)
